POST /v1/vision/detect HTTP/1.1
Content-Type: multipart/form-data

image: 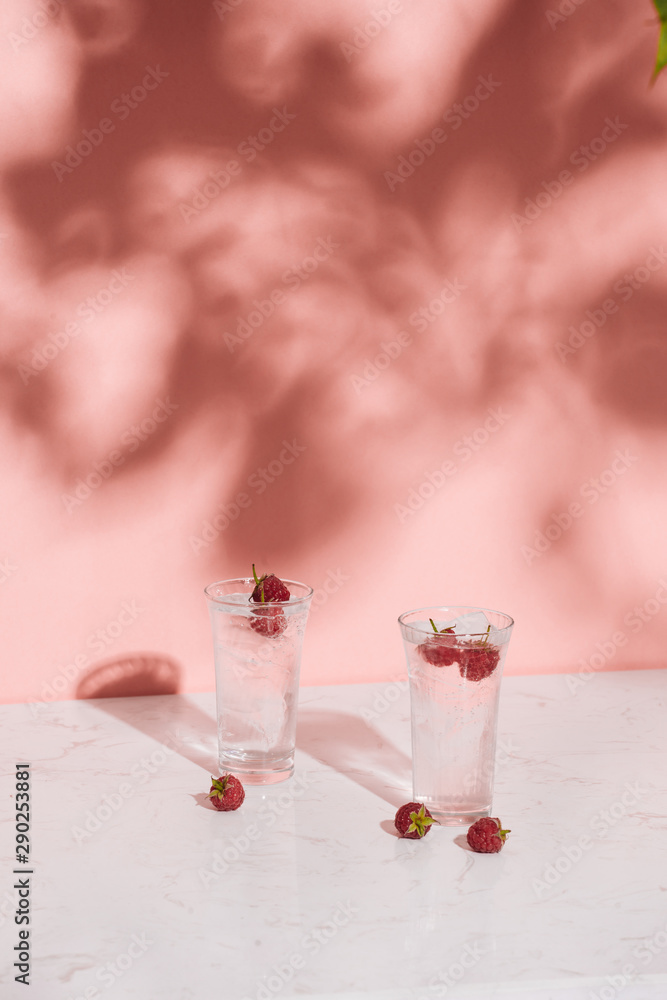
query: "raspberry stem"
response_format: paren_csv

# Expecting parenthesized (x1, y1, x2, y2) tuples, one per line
(251, 564, 266, 603)
(408, 804, 439, 836)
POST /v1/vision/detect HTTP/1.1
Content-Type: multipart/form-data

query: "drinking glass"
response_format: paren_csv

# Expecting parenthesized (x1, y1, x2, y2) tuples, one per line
(398, 605, 514, 825)
(205, 577, 313, 784)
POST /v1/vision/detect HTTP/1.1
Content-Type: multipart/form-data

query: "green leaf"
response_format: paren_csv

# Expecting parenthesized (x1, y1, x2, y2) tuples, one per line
(653, 0, 667, 80)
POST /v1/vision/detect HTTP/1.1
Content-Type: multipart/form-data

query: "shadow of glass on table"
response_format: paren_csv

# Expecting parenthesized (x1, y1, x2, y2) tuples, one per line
(296, 707, 412, 809)
(74, 653, 217, 774)
(75, 652, 181, 700)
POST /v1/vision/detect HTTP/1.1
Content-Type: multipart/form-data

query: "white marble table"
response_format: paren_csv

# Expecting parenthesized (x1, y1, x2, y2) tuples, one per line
(1, 669, 666, 1000)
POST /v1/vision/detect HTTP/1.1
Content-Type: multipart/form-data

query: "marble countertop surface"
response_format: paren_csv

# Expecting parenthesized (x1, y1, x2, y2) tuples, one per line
(1, 669, 666, 1000)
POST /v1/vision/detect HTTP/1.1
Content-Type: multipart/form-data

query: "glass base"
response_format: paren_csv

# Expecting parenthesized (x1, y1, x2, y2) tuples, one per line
(218, 753, 294, 785)
(423, 805, 491, 827)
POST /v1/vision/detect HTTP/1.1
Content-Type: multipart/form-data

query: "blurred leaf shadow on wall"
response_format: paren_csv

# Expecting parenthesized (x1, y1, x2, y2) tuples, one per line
(1, 0, 666, 591)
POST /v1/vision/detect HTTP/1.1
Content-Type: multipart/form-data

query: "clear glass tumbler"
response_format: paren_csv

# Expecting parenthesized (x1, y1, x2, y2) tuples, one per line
(205, 577, 313, 784)
(398, 605, 514, 826)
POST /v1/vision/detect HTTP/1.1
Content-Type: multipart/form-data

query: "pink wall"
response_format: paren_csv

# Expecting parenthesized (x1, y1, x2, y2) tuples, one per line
(1, 0, 666, 706)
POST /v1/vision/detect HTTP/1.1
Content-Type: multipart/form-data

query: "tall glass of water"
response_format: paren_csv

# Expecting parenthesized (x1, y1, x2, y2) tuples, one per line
(205, 577, 313, 784)
(398, 605, 514, 825)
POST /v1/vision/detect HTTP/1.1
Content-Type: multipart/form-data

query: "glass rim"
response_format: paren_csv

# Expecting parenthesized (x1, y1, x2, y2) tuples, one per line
(204, 577, 314, 608)
(398, 604, 514, 638)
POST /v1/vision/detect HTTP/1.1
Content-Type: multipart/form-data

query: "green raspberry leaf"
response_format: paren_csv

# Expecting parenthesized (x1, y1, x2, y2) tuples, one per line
(407, 804, 439, 836)
(653, 0, 667, 80)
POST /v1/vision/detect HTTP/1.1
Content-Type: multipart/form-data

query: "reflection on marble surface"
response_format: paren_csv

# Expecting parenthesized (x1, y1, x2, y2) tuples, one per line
(0, 671, 666, 999)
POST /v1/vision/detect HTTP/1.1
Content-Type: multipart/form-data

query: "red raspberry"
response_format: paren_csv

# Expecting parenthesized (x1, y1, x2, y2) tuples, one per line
(417, 621, 457, 667)
(459, 643, 500, 682)
(207, 774, 245, 811)
(394, 802, 438, 839)
(249, 564, 290, 637)
(466, 816, 510, 853)
(250, 605, 287, 638)
(250, 565, 290, 603)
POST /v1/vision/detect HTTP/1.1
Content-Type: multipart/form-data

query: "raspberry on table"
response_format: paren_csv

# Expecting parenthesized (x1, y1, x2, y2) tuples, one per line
(208, 774, 245, 812)
(466, 816, 510, 853)
(394, 802, 438, 839)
